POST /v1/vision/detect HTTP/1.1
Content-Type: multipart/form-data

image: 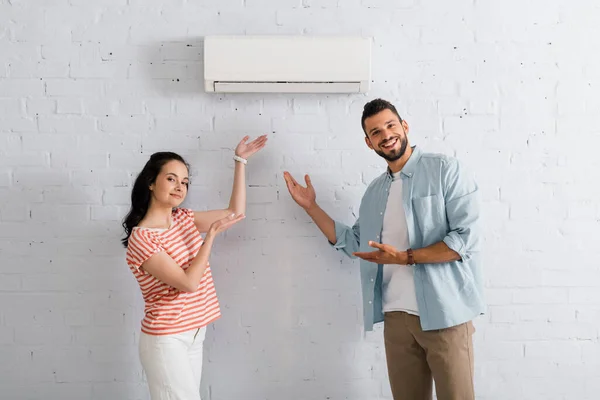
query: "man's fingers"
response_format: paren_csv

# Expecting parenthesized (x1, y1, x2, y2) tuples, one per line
(368, 241, 395, 254)
(284, 179, 295, 194)
(283, 172, 293, 185)
(284, 172, 300, 187)
(353, 251, 379, 260)
(283, 173, 296, 191)
(368, 241, 383, 249)
(305, 174, 313, 188)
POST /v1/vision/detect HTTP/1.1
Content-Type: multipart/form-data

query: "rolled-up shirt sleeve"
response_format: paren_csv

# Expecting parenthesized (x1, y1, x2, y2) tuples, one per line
(330, 218, 361, 259)
(442, 158, 481, 261)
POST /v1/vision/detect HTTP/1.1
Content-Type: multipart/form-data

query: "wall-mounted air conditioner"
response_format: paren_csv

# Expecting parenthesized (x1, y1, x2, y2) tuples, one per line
(204, 36, 371, 94)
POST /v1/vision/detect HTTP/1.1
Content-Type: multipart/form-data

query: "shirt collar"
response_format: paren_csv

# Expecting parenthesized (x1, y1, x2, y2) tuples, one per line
(386, 146, 422, 178)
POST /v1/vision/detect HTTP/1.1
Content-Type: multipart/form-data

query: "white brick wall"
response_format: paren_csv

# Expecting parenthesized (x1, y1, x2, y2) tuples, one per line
(1, 0, 599, 399)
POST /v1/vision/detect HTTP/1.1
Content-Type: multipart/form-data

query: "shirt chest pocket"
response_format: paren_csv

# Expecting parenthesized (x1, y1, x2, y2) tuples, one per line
(412, 194, 447, 244)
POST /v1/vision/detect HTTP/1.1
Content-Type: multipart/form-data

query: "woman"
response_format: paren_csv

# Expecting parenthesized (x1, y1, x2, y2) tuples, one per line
(122, 135, 267, 400)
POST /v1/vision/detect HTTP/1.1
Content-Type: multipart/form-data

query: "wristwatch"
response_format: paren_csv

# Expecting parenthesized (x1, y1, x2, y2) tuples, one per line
(407, 248, 416, 265)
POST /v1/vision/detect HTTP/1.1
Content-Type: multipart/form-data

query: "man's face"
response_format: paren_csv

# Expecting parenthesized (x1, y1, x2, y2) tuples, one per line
(364, 109, 409, 162)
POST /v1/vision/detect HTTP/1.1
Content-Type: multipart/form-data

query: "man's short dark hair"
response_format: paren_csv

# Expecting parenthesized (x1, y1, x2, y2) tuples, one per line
(361, 98, 402, 134)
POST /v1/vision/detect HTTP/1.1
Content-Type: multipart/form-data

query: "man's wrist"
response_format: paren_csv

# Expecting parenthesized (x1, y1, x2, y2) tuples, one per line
(397, 250, 409, 265)
(406, 248, 416, 265)
(304, 202, 319, 214)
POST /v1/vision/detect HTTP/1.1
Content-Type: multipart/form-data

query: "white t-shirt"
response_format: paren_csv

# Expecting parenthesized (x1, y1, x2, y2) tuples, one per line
(381, 171, 419, 315)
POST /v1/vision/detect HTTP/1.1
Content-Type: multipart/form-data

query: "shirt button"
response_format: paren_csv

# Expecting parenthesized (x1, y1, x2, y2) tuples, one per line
(376, 235, 380, 239)
(368, 301, 372, 304)
(370, 279, 374, 282)
(380, 212, 383, 215)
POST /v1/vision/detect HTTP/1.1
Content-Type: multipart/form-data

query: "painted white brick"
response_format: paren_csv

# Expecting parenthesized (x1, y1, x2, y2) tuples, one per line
(25, 98, 57, 116)
(91, 382, 147, 400)
(13, 169, 70, 186)
(82, 98, 119, 116)
(215, 114, 271, 133)
(513, 288, 569, 305)
(70, 0, 127, 5)
(93, 309, 125, 326)
(45, 79, 104, 97)
(247, 0, 300, 6)
(57, 98, 84, 114)
(42, 187, 103, 205)
(146, 98, 175, 116)
(159, 43, 203, 62)
(71, 169, 131, 188)
(0, 43, 40, 63)
(107, 152, 148, 170)
(50, 153, 107, 169)
(38, 116, 96, 133)
(102, 187, 131, 205)
(78, 134, 141, 153)
(0, 327, 15, 345)
(569, 288, 600, 305)
(141, 134, 201, 153)
(1, 117, 38, 132)
(0, 187, 44, 204)
(99, 116, 151, 133)
(14, 326, 73, 345)
(0, 203, 29, 221)
(246, 186, 278, 204)
(41, 43, 98, 63)
(273, 115, 329, 133)
(525, 341, 582, 361)
(8, 60, 69, 78)
(155, 115, 211, 132)
(128, 62, 189, 80)
(73, 326, 135, 346)
(0, 98, 24, 115)
(30, 204, 90, 222)
(0, 80, 45, 96)
(115, 98, 144, 115)
(91, 205, 124, 221)
(362, 0, 415, 8)
(0, 168, 11, 186)
(64, 309, 93, 326)
(22, 134, 76, 152)
(0, 273, 20, 291)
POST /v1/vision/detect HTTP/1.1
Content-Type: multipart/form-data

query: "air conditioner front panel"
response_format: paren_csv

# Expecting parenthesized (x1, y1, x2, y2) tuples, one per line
(204, 36, 371, 93)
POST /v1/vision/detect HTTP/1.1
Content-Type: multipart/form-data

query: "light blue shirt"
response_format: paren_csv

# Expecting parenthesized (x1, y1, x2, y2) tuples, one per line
(332, 146, 485, 331)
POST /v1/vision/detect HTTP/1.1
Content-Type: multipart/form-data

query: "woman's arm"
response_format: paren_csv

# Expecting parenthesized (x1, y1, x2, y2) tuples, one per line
(142, 214, 245, 292)
(193, 134, 267, 233)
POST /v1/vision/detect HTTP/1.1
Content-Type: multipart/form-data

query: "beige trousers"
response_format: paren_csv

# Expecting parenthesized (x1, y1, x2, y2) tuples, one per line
(384, 311, 476, 400)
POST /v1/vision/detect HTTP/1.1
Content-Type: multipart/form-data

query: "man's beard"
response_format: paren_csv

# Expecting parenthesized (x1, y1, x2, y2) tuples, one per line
(374, 135, 408, 162)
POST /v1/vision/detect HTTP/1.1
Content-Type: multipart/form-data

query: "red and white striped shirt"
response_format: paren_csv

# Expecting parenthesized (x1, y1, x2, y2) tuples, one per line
(126, 208, 221, 336)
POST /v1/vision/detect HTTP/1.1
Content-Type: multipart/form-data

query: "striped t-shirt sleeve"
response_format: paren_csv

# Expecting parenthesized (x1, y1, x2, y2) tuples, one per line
(181, 208, 195, 222)
(127, 230, 164, 270)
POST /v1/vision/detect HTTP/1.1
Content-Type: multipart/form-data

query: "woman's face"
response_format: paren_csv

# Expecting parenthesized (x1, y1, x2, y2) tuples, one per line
(149, 160, 189, 208)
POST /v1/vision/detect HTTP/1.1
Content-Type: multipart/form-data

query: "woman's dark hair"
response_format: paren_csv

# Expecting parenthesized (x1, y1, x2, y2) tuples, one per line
(121, 152, 189, 248)
(361, 98, 403, 134)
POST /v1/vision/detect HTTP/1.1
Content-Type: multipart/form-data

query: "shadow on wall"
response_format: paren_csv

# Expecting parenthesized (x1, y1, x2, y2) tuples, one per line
(136, 37, 206, 97)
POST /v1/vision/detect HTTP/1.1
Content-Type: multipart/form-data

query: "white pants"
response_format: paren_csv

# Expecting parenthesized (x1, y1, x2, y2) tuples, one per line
(139, 327, 207, 400)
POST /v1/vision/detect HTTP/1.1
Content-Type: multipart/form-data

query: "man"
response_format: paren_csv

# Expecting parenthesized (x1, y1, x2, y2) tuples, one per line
(283, 98, 484, 400)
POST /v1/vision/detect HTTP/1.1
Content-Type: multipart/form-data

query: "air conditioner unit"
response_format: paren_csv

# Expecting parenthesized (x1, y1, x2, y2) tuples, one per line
(204, 36, 371, 94)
